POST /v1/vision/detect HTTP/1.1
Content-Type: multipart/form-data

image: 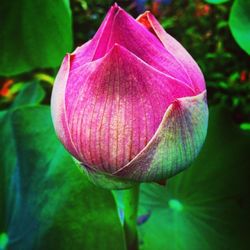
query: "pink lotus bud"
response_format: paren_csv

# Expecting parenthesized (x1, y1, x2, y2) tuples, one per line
(51, 4, 208, 189)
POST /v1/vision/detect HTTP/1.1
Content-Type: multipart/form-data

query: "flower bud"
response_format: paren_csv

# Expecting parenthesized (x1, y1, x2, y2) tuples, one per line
(51, 4, 208, 189)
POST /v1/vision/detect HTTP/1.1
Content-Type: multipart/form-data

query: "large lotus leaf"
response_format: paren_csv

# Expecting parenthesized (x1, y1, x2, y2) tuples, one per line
(0, 82, 45, 233)
(0, 0, 73, 76)
(229, 0, 250, 55)
(0, 105, 125, 249)
(138, 106, 250, 250)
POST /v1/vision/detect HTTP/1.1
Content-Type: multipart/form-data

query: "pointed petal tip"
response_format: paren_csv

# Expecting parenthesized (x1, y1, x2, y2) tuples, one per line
(93, 43, 131, 66)
(67, 52, 74, 60)
(111, 2, 123, 13)
(106, 2, 122, 19)
(137, 10, 151, 19)
(111, 43, 124, 53)
(113, 2, 119, 8)
(111, 4, 132, 21)
(61, 52, 75, 72)
(137, 10, 153, 22)
(136, 11, 157, 35)
(103, 43, 127, 60)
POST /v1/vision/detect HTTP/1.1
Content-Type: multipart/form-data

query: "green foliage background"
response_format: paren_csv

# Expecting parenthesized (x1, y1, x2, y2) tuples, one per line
(0, 0, 250, 249)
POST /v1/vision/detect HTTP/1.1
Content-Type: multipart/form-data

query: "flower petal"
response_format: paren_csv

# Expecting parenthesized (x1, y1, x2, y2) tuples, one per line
(65, 44, 195, 173)
(72, 5, 194, 87)
(70, 4, 120, 70)
(50, 54, 79, 158)
(137, 11, 206, 92)
(104, 8, 194, 87)
(114, 91, 208, 181)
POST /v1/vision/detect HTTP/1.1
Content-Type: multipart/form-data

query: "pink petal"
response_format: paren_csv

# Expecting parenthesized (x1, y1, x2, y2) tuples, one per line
(137, 11, 206, 93)
(70, 40, 93, 70)
(70, 4, 120, 70)
(114, 91, 208, 181)
(105, 7, 194, 86)
(65, 44, 195, 173)
(51, 54, 79, 159)
(71, 4, 194, 88)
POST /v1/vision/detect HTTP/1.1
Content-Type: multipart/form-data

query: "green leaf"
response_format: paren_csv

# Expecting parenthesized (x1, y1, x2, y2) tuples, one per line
(138, 106, 250, 250)
(0, 0, 73, 76)
(229, 0, 250, 54)
(0, 233, 8, 250)
(0, 82, 45, 232)
(11, 81, 45, 108)
(240, 123, 250, 131)
(1, 105, 125, 250)
(204, 0, 229, 4)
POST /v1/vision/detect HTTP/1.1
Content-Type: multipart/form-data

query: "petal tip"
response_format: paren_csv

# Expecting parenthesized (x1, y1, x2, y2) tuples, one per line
(104, 43, 128, 60)
(111, 2, 124, 15)
(112, 2, 119, 9)
(137, 10, 151, 20)
(137, 10, 153, 23)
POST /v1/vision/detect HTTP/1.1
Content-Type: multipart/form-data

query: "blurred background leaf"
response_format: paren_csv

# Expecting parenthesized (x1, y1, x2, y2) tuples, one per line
(204, 0, 230, 4)
(0, 0, 73, 76)
(229, 0, 250, 55)
(138, 106, 250, 250)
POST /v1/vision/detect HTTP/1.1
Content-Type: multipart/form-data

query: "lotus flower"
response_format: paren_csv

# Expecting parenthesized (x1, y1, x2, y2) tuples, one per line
(51, 4, 208, 189)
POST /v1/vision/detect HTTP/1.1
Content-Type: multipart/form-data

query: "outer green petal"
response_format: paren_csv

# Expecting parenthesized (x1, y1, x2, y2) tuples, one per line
(114, 90, 208, 181)
(74, 159, 137, 190)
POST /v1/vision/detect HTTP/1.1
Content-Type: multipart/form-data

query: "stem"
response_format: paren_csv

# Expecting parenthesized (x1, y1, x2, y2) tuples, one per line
(123, 184, 140, 250)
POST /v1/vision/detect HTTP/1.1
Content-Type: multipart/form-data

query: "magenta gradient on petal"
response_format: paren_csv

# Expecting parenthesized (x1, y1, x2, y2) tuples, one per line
(114, 90, 208, 181)
(137, 11, 206, 92)
(65, 44, 195, 173)
(51, 54, 79, 159)
(51, 4, 208, 185)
